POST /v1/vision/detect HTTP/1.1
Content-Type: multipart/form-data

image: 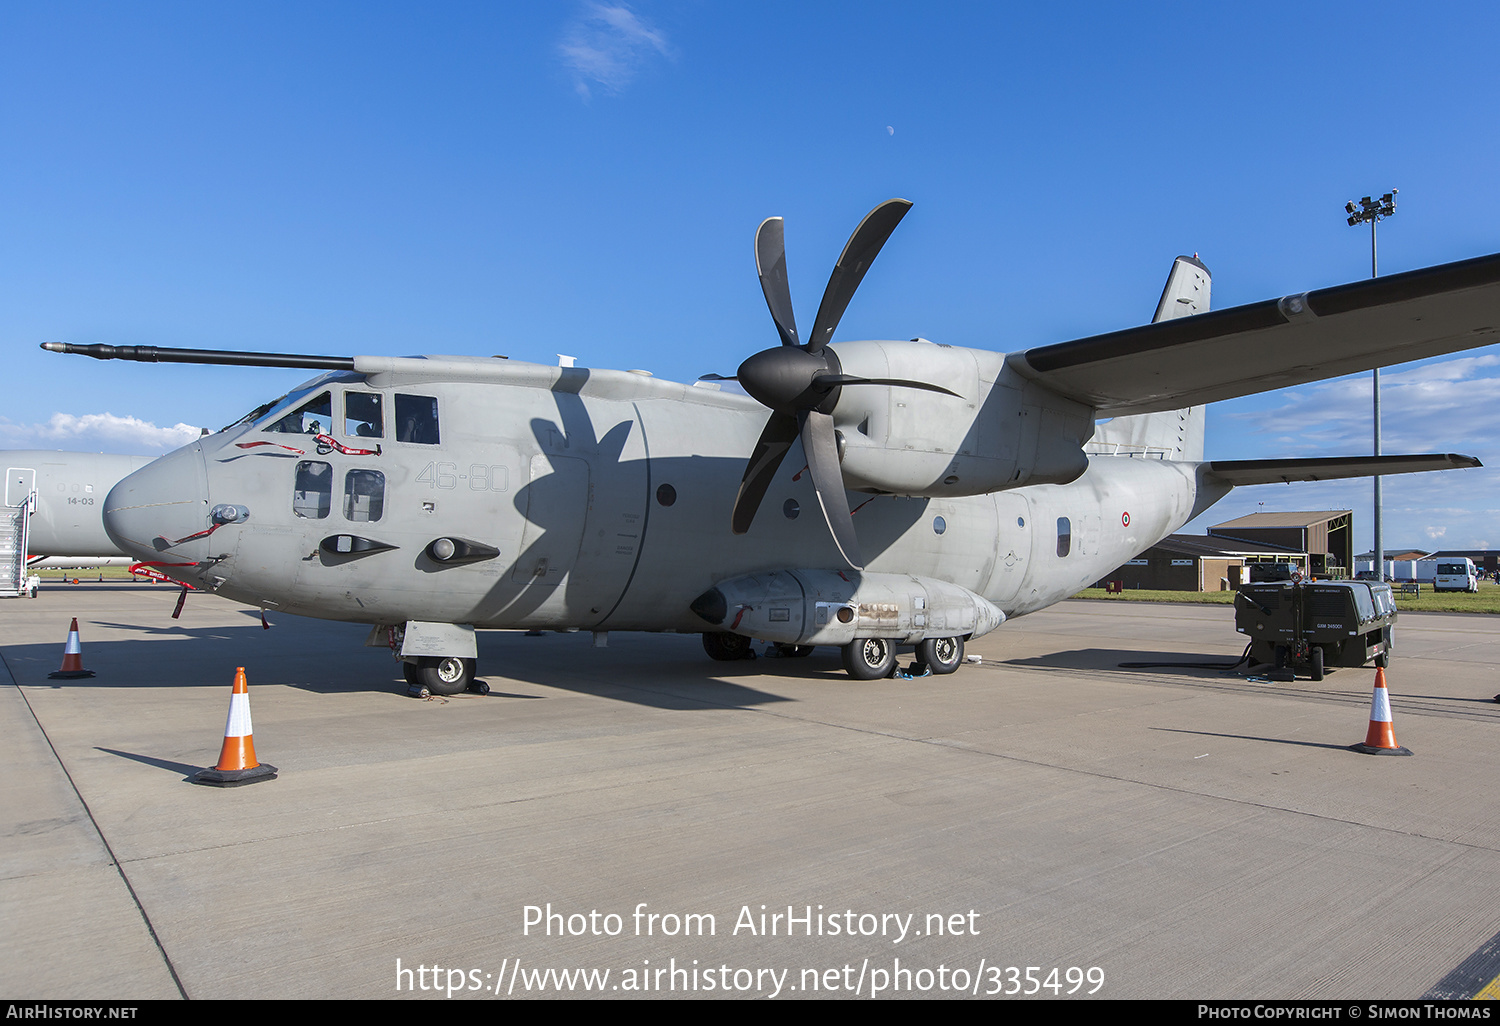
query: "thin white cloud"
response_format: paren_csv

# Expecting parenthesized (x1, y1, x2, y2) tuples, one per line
(0, 412, 200, 454)
(1225, 353, 1500, 456)
(558, 3, 674, 100)
(1196, 351, 1500, 548)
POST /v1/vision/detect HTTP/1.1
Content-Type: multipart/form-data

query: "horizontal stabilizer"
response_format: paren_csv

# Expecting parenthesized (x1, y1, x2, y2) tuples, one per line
(1203, 453, 1481, 486)
(1009, 252, 1500, 415)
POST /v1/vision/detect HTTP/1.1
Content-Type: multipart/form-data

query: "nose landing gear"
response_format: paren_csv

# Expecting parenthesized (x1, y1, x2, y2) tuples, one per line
(403, 656, 484, 697)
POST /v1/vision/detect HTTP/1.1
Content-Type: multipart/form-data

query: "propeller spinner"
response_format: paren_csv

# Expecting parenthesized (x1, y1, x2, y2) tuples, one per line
(723, 198, 955, 570)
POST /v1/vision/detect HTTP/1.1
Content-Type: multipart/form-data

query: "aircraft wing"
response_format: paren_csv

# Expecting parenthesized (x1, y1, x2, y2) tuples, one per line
(1007, 252, 1500, 415)
(1202, 453, 1481, 487)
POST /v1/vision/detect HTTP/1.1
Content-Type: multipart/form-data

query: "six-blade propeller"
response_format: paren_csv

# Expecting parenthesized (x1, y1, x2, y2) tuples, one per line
(713, 199, 957, 570)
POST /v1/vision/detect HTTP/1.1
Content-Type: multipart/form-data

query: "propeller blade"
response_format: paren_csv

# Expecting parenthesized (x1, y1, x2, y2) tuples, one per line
(755, 217, 800, 348)
(697, 373, 739, 381)
(799, 409, 862, 569)
(731, 411, 800, 535)
(806, 198, 912, 355)
(810, 373, 961, 398)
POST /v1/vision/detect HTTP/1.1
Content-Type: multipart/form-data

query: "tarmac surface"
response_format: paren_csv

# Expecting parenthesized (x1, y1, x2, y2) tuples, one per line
(4, 581, 1500, 1001)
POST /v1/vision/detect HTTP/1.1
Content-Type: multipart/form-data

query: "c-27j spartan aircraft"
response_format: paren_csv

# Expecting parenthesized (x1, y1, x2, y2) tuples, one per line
(42, 199, 1495, 693)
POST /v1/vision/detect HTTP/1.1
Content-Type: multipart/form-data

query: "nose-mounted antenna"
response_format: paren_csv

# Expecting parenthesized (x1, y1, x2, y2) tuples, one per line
(41, 342, 354, 370)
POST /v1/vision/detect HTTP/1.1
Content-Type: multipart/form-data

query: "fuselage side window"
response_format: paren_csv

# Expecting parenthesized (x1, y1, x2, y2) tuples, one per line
(293, 461, 333, 519)
(345, 392, 384, 439)
(1056, 516, 1071, 558)
(344, 469, 385, 523)
(395, 394, 440, 445)
(267, 392, 332, 435)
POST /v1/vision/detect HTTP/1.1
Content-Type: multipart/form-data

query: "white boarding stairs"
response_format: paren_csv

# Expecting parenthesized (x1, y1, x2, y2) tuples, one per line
(2, 467, 35, 597)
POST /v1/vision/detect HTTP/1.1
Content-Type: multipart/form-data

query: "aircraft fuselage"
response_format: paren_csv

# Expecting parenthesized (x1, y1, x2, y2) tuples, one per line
(100, 350, 1222, 633)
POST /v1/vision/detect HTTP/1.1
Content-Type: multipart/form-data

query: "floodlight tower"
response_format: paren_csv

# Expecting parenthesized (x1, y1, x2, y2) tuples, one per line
(1345, 190, 1396, 581)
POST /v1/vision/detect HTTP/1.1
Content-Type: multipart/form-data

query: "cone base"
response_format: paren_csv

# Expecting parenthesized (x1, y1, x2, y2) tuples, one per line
(193, 763, 278, 787)
(1349, 743, 1412, 756)
(48, 670, 96, 679)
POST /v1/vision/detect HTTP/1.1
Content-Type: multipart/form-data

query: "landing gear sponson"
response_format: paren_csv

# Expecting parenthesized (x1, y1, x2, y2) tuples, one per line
(692, 569, 1000, 679)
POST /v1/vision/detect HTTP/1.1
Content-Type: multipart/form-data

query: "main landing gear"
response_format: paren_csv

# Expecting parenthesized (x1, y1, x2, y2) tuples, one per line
(915, 635, 965, 675)
(844, 635, 965, 679)
(703, 633, 966, 680)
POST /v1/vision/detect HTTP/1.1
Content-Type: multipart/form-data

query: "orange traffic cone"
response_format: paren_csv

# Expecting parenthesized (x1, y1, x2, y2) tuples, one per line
(193, 667, 277, 786)
(47, 618, 96, 679)
(1349, 667, 1412, 756)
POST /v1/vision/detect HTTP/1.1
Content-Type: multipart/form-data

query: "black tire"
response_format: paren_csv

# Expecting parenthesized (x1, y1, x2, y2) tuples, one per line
(402, 661, 420, 686)
(703, 632, 752, 661)
(414, 656, 476, 696)
(917, 636, 964, 675)
(842, 638, 896, 680)
(1309, 645, 1325, 681)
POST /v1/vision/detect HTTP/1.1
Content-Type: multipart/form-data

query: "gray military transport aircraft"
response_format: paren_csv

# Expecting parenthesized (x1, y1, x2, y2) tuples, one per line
(40, 199, 1496, 692)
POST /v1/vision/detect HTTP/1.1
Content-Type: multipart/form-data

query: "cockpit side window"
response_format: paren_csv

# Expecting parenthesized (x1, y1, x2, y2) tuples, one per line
(395, 394, 440, 445)
(267, 392, 332, 435)
(345, 392, 383, 439)
(293, 461, 332, 519)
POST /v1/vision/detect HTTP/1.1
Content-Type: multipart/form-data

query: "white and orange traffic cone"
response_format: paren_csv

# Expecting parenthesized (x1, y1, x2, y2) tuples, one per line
(193, 667, 277, 786)
(1349, 667, 1412, 756)
(47, 618, 96, 679)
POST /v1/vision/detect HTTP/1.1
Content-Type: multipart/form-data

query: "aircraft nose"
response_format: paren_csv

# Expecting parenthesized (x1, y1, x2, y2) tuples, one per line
(103, 444, 211, 561)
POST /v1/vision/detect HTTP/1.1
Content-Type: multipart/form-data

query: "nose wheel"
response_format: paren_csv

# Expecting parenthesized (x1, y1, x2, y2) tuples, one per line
(403, 656, 480, 696)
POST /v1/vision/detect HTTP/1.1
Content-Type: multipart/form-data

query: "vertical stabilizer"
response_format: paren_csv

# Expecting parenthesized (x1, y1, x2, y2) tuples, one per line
(1085, 255, 1209, 461)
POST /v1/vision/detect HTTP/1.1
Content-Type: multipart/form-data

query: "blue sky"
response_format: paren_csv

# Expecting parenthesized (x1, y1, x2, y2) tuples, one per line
(4, 2, 1499, 550)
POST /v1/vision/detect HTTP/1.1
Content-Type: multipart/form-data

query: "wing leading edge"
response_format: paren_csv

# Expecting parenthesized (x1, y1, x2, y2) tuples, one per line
(1009, 252, 1500, 416)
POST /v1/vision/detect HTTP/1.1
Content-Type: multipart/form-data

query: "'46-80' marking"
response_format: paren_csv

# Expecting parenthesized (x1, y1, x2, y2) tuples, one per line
(417, 463, 509, 492)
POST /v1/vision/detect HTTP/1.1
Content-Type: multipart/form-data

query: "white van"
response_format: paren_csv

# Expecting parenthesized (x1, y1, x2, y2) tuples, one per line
(1434, 558, 1478, 593)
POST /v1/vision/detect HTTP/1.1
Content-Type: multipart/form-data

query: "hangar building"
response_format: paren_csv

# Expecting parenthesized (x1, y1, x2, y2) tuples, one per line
(1206, 510, 1352, 577)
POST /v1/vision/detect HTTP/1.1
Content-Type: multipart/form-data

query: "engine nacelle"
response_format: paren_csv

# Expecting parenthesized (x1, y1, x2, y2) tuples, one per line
(829, 340, 1094, 497)
(690, 569, 1005, 647)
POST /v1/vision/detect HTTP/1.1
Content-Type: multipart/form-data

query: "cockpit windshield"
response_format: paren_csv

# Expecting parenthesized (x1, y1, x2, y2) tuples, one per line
(223, 384, 322, 434)
(265, 391, 331, 434)
(222, 371, 365, 434)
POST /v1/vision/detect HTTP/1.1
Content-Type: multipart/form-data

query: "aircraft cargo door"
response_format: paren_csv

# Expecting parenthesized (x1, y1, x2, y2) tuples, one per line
(511, 453, 588, 587)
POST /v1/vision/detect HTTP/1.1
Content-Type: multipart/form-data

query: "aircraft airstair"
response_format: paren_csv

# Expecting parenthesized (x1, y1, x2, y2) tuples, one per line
(2, 466, 35, 598)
